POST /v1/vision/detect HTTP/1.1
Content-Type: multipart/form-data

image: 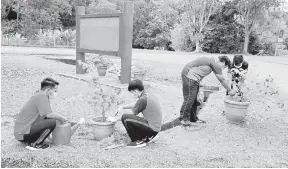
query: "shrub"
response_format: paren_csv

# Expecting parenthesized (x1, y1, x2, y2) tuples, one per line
(248, 32, 262, 55)
(35, 29, 55, 46)
(202, 23, 244, 54)
(58, 29, 76, 46)
(3, 33, 27, 46)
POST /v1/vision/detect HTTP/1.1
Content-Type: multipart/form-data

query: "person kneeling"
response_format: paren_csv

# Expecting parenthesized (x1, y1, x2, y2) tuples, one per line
(14, 78, 68, 150)
(116, 79, 162, 148)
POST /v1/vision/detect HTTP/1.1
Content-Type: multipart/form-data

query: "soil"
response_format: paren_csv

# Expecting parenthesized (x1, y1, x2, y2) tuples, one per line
(1, 53, 288, 167)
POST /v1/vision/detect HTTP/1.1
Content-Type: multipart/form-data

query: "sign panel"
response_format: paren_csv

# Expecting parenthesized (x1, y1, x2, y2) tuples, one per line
(79, 17, 120, 52)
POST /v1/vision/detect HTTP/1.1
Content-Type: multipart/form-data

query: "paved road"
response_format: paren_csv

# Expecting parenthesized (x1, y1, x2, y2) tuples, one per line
(2, 46, 288, 103)
(2, 46, 288, 64)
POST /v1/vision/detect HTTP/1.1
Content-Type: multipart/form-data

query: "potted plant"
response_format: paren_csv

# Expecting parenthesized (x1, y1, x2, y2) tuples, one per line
(87, 76, 123, 140)
(96, 55, 113, 76)
(224, 68, 250, 123)
(107, 64, 121, 80)
(132, 64, 152, 82)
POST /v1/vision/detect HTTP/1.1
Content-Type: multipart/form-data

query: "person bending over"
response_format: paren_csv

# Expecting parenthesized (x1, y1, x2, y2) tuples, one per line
(180, 55, 236, 126)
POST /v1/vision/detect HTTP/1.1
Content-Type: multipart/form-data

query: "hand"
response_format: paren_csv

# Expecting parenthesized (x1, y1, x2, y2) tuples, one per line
(117, 106, 123, 113)
(228, 89, 236, 96)
(60, 116, 68, 123)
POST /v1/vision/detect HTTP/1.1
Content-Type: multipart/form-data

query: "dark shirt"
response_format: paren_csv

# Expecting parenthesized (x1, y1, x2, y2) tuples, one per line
(132, 90, 162, 132)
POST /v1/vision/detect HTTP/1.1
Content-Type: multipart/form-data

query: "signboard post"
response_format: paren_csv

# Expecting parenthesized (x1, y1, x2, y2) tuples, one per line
(75, 1, 133, 84)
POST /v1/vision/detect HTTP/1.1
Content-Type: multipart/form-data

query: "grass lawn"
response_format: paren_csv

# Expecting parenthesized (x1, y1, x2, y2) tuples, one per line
(1, 53, 288, 167)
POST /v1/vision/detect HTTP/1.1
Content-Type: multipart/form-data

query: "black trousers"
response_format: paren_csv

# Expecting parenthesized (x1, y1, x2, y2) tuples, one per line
(21, 118, 56, 146)
(121, 114, 158, 142)
(180, 73, 200, 122)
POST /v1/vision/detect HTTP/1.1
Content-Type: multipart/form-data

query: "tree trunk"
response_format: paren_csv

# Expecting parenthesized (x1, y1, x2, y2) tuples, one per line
(243, 27, 249, 54)
(195, 39, 202, 52)
(243, 6, 250, 54)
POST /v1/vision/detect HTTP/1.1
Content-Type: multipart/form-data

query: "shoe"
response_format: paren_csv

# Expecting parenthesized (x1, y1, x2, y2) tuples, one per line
(180, 120, 191, 126)
(147, 135, 159, 144)
(127, 140, 147, 148)
(25, 143, 50, 151)
(79, 118, 85, 125)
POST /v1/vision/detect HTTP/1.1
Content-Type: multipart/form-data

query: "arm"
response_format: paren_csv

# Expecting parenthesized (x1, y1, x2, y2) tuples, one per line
(110, 99, 146, 122)
(37, 94, 67, 123)
(121, 102, 136, 109)
(215, 74, 231, 92)
(46, 113, 67, 122)
(132, 97, 147, 115)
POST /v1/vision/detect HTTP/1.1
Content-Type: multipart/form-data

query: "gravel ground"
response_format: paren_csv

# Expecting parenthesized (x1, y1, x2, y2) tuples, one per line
(1, 53, 288, 167)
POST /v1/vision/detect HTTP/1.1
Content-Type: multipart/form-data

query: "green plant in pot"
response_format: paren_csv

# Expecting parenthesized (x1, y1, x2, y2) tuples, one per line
(87, 76, 124, 140)
(224, 68, 250, 124)
(107, 64, 121, 81)
(96, 55, 113, 76)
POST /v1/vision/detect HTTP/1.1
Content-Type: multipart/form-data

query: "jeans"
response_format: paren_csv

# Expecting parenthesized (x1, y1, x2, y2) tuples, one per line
(180, 73, 200, 122)
(20, 118, 56, 145)
(121, 114, 158, 142)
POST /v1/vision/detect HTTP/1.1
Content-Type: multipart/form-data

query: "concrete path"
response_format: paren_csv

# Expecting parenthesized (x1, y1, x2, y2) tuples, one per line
(2, 45, 288, 64)
(2, 46, 288, 99)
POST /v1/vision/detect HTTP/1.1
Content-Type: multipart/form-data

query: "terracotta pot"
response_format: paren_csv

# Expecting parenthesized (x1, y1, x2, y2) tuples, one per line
(224, 97, 250, 124)
(52, 122, 72, 145)
(97, 66, 107, 76)
(134, 72, 145, 81)
(91, 117, 116, 141)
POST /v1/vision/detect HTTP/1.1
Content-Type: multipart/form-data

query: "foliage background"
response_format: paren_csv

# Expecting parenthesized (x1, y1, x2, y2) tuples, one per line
(1, 0, 288, 55)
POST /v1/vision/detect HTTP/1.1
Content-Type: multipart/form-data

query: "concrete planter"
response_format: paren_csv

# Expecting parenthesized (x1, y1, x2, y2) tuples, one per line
(97, 66, 108, 76)
(200, 86, 220, 102)
(91, 117, 116, 141)
(224, 97, 250, 124)
(133, 72, 145, 81)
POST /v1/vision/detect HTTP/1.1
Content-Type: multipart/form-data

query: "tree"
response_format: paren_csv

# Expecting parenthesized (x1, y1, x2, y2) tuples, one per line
(86, 0, 120, 14)
(182, 0, 222, 52)
(234, 0, 282, 54)
(202, 1, 243, 53)
(18, 0, 72, 36)
(133, 0, 179, 50)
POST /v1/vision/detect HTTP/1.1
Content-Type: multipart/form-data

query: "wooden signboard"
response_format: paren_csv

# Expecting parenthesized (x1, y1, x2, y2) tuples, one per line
(76, 2, 133, 84)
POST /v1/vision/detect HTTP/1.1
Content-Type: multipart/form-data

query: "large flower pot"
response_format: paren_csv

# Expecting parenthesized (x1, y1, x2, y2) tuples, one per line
(224, 97, 250, 124)
(91, 117, 116, 141)
(97, 66, 108, 76)
(133, 72, 145, 81)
